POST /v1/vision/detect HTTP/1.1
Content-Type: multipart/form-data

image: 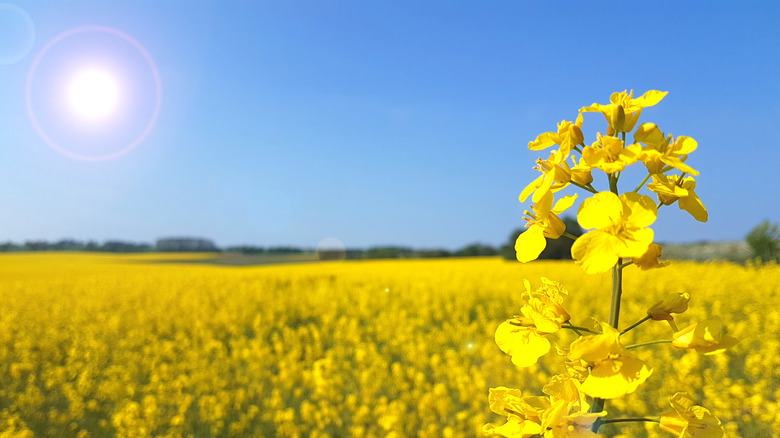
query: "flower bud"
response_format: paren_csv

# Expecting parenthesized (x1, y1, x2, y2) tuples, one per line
(647, 292, 690, 320)
(606, 126, 616, 136)
(672, 318, 739, 355)
(611, 104, 626, 132)
(633, 243, 669, 270)
(570, 125, 584, 146)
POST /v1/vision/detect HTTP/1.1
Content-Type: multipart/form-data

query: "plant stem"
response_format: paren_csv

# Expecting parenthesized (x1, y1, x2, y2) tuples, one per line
(590, 259, 624, 431)
(571, 181, 599, 194)
(561, 323, 599, 334)
(609, 173, 619, 193)
(591, 256, 625, 431)
(562, 232, 579, 241)
(609, 259, 624, 328)
(620, 315, 651, 335)
(633, 173, 652, 193)
(625, 339, 672, 350)
(602, 417, 659, 424)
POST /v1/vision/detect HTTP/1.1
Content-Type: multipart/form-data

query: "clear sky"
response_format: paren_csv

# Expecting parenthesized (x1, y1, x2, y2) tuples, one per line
(1, 1, 778, 250)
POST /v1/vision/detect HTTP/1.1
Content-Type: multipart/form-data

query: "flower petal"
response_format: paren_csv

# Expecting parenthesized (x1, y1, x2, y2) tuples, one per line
(621, 193, 657, 229)
(633, 90, 667, 108)
(571, 231, 621, 274)
(679, 192, 708, 222)
(552, 194, 579, 214)
(578, 192, 623, 230)
(495, 320, 551, 367)
(515, 226, 547, 263)
(529, 132, 556, 151)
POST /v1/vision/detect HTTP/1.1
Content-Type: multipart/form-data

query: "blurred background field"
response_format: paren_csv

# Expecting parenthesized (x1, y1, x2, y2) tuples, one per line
(0, 253, 777, 437)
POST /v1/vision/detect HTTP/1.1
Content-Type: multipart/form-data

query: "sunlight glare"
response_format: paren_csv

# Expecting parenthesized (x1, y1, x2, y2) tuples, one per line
(67, 68, 120, 120)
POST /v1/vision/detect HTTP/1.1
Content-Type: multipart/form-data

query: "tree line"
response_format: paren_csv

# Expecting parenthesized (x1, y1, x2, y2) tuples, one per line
(2, 218, 773, 261)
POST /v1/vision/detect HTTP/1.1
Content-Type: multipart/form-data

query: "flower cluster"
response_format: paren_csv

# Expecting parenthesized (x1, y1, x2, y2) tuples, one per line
(486, 90, 738, 437)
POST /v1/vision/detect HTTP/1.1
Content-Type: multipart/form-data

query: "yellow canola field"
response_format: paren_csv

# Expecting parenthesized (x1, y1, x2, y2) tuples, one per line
(0, 253, 778, 437)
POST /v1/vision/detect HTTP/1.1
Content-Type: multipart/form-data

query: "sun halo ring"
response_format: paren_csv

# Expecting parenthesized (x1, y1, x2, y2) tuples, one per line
(26, 25, 162, 162)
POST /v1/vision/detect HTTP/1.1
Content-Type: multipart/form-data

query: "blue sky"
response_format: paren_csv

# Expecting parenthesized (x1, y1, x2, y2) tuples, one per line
(0, 1, 778, 250)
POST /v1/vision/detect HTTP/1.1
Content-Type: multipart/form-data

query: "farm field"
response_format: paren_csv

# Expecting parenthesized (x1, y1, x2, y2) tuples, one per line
(0, 253, 778, 437)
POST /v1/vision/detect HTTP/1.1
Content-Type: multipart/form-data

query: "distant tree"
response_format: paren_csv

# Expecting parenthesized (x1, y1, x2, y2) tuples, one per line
(455, 243, 498, 257)
(501, 216, 583, 261)
(746, 220, 779, 262)
(0, 241, 22, 252)
(226, 245, 266, 254)
(52, 239, 85, 251)
(23, 240, 50, 251)
(416, 249, 452, 258)
(366, 246, 413, 259)
(102, 240, 153, 253)
(85, 241, 100, 251)
(345, 249, 367, 260)
(266, 246, 304, 254)
(156, 237, 219, 252)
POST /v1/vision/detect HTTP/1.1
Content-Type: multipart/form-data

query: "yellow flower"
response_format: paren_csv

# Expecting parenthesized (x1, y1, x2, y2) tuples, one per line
(569, 156, 593, 186)
(672, 318, 738, 355)
(485, 377, 604, 438)
(580, 89, 667, 133)
(567, 323, 653, 399)
(483, 387, 547, 437)
(515, 193, 578, 263)
(659, 392, 723, 438)
(520, 278, 571, 333)
(494, 278, 573, 367)
(540, 399, 605, 438)
(634, 123, 699, 175)
(494, 319, 552, 368)
(633, 243, 669, 270)
(542, 374, 583, 406)
(571, 192, 657, 274)
(647, 174, 708, 222)
(581, 134, 642, 174)
(647, 292, 690, 321)
(529, 114, 585, 158)
(520, 150, 574, 204)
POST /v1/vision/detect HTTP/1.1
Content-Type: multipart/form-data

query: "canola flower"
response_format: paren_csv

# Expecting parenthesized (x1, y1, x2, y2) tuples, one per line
(491, 90, 744, 437)
(0, 254, 778, 437)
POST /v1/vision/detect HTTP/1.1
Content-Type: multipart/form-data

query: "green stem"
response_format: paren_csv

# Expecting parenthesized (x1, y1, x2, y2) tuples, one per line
(609, 173, 619, 193)
(609, 259, 624, 328)
(633, 173, 653, 193)
(625, 339, 672, 350)
(562, 232, 579, 241)
(602, 417, 659, 425)
(590, 258, 624, 431)
(561, 323, 599, 335)
(620, 315, 651, 335)
(570, 180, 599, 194)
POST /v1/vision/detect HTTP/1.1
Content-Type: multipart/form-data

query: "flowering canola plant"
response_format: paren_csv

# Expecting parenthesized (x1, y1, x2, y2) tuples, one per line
(486, 90, 737, 437)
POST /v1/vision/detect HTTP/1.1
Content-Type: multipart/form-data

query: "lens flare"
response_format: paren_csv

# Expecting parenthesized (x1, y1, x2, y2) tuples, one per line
(0, 3, 35, 65)
(26, 26, 161, 161)
(316, 237, 347, 261)
(67, 68, 121, 120)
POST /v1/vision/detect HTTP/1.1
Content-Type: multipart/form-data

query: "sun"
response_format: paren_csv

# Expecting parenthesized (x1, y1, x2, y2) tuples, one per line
(67, 68, 120, 120)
